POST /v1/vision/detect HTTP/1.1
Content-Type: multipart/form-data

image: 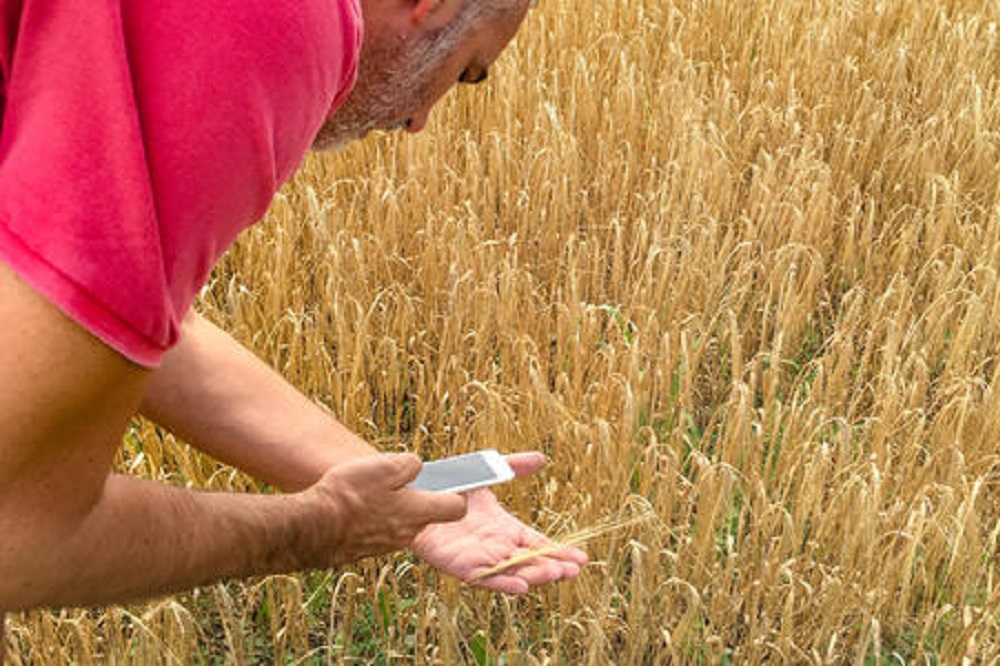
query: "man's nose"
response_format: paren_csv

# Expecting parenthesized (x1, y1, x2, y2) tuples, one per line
(406, 109, 431, 133)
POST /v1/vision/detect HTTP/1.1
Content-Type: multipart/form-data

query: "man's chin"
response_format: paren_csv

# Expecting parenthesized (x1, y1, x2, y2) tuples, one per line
(310, 132, 357, 153)
(310, 120, 371, 152)
(311, 119, 407, 152)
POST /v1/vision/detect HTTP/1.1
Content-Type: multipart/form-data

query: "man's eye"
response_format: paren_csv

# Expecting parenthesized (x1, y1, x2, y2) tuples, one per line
(458, 68, 489, 85)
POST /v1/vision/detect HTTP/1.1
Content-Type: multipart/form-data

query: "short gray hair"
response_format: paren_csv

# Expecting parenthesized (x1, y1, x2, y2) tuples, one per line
(450, 0, 529, 34)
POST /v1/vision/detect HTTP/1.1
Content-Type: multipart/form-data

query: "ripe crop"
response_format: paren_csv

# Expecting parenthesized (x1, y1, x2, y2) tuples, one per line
(8, 0, 1000, 662)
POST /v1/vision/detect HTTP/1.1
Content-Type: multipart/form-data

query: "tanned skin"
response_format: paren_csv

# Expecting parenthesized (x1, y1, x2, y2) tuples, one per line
(0, 261, 465, 611)
(0, 0, 588, 655)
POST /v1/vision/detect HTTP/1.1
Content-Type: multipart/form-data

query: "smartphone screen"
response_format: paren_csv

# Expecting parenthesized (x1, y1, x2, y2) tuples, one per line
(408, 450, 514, 493)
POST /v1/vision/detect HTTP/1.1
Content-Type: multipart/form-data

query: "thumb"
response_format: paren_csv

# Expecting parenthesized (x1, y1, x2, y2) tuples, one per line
(505, 451, 547, 478)
(386, 453, 424, 488)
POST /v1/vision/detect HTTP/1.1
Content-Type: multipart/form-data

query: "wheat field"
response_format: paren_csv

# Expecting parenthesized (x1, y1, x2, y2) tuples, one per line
(7, 0, 1000, 662)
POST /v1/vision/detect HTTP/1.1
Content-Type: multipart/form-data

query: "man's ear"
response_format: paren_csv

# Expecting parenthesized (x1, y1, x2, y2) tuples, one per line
(411, 0, 464, 30)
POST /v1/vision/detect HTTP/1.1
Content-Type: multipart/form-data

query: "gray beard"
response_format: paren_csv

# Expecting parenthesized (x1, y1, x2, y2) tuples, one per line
(312, 21, 464, 152)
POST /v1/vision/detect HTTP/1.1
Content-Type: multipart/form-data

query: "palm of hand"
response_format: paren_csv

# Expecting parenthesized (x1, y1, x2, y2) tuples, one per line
(411, 486, 586, 595)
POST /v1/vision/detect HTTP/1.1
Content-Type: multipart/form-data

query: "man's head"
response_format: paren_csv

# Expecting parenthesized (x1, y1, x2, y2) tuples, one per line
(313, 0, 532, 151)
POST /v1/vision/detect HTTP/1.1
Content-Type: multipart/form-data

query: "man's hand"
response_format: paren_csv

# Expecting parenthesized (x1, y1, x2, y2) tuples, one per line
(298, 454, 468, 567)
(141, 316, 587, 592)
(411, 452, 588, 594)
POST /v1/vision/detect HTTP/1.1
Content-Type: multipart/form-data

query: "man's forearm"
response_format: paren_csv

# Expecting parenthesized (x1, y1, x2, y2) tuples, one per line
(140, 313, 374, 491)
(0, 266, 465, 614)
(1, 474, 312, 612)
(2, 454, 462, 612)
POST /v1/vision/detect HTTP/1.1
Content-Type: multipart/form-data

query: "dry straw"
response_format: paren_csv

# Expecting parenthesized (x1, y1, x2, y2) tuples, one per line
(9, 0, 1000, 662)
(471, 498, 658, 581)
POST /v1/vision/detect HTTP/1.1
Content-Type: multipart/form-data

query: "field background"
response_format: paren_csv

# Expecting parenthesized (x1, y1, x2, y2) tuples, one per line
(8, 0, 1000, 662)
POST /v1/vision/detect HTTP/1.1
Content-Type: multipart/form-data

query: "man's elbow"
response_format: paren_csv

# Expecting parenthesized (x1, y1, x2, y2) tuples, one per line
(0, 530, 44, 613)
(0, 491, 98, 613)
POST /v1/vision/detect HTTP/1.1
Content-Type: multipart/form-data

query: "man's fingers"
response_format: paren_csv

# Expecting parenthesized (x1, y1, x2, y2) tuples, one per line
(386, 453, 424, 488)
(504, 452, 547, 478)
(524, 535, 589, 567)
(517, 525, 589, 564)
(411, 489, 468, 524)
(478, 553, 584, 592)
(514, 556, 583, 585)
(473, 574, 530, 595)
(471, 554, 581, 594)
(556, 546, 589, 566)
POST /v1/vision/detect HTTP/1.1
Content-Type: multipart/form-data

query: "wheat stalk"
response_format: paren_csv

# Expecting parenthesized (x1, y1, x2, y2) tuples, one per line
(470, 507, 657, 581)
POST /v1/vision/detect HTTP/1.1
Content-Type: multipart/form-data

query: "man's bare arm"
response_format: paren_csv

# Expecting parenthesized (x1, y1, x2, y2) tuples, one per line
(2, 460, 461, 611)
(140, 313, 371, 491)
(0, 264, 464, 612)
(139, 312, 589, 593)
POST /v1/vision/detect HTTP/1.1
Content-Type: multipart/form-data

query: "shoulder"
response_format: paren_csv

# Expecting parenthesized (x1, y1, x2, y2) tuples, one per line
(0, 260, 149, 493)
(120, 0, 363, 177)
(122, 0, 363, 101)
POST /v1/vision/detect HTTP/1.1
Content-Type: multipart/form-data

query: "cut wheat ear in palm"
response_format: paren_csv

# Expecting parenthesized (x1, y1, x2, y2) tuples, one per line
(471, 502, 657, 581)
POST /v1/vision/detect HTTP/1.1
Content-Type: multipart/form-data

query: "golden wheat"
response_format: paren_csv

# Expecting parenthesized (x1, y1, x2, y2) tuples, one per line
(8, 0, 1000, 662)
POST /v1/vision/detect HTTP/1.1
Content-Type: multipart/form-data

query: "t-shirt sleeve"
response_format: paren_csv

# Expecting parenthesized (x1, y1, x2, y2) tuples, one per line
(0, 0, 361, 367)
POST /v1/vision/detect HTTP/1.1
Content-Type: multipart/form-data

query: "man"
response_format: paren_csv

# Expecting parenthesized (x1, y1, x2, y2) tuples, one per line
(0, 0, 587, 641)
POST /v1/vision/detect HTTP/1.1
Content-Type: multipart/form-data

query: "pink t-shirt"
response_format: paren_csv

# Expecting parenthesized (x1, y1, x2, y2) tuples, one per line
(0, 0, 362, 366)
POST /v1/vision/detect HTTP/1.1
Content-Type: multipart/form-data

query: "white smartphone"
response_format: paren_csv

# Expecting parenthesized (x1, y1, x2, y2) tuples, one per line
(407, 449, 515, 493)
